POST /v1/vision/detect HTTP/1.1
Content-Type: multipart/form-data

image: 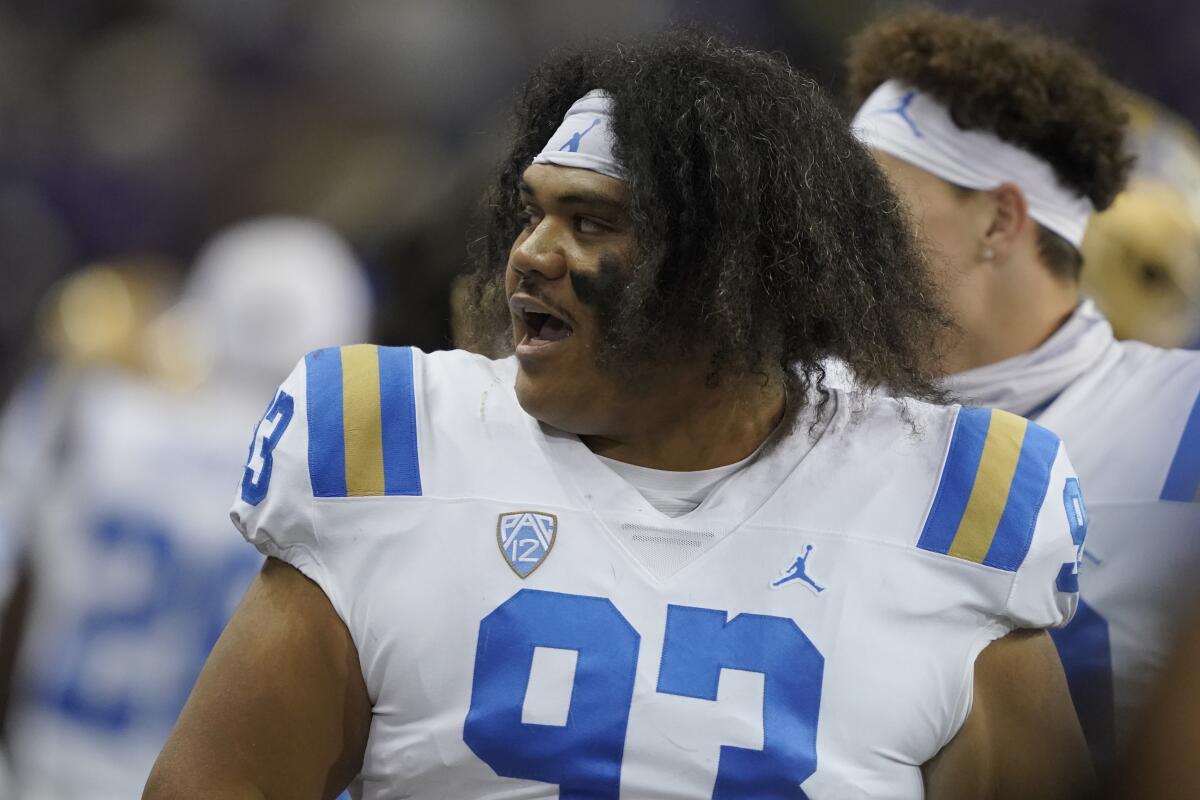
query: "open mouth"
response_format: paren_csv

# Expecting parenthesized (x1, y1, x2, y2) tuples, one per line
(523, 310, 573, 343)
(510, 295, 574, 347)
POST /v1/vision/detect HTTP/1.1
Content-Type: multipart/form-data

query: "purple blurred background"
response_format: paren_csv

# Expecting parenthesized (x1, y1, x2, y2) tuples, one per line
(0, 0, 1193, 396)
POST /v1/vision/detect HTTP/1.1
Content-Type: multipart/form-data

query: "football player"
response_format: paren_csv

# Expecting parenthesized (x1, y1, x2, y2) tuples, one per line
(147, 33, 1091, 799)
(0, 218, 370, 799)
(847, 8, 1200, 774)
(0, 257, 181, 800)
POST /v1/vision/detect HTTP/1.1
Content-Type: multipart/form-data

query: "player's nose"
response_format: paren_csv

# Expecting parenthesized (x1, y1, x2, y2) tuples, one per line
(509, 220, 568, 282)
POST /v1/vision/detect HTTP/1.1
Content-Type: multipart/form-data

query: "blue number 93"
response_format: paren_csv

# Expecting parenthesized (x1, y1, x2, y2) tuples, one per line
(464, 589, 824, 799)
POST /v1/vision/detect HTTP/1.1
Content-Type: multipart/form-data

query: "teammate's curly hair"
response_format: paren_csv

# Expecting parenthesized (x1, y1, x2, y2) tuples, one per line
(460, 31, 951, 421)
(846, 7, 1133, 279)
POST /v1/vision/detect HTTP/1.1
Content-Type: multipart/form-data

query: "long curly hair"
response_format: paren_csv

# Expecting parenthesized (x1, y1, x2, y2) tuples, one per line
(846, 7, 1133, 279)
(460, 31, 951, 420)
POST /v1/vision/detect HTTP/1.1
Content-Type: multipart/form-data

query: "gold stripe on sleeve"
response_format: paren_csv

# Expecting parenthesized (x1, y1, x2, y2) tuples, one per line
(947, 411, 1027, 564)
(341, 344, 386, 496)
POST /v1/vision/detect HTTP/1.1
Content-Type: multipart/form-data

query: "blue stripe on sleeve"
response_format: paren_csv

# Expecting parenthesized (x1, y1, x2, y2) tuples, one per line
(1161, 390, 1200, 502)
(983, 421, 1060, 571)
(306, 348, 348, 497)
(918, 407, 992, 556)
(378, 346, 422, 496)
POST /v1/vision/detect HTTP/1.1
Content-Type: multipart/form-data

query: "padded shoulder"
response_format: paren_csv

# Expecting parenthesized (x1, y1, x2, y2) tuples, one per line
(303, 344, 422, 498)
(1042, 342, 1200, 503)
(300, 345, 530, 502)
(918, 407, 1063, 573)
(1140, 347, 1200, 502)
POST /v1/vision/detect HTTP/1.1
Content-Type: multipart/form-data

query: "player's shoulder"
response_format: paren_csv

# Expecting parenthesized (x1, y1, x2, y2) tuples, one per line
(822, 391, 1065, 572)
(820, 391, 1079, 627)
(914, 404, 1065, 573)
(1062, 340, 1200, 502)
(1110, 339, 1200, 405)
(300, 343, 508, 407)
(1145, 347, 1200, 503)
(292, 345, 526, 500)
(1086, 340, 1200, 426)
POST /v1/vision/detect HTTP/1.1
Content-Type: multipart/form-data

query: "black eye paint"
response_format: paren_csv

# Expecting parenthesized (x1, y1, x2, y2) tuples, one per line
(571, 251, 626, 318)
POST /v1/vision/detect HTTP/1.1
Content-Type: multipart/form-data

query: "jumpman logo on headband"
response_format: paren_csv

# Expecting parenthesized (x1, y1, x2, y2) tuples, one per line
(772, 544, 826, 593)
(880, 90, 923, 138)
(559, 118, 601, 152)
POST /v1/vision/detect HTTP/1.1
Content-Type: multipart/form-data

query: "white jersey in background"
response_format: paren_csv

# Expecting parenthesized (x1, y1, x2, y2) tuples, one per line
(233, 345, 1083, 799)
(6, 369, 266, 799)
(945, 299, 1200, 768)
(0, 216, 373, 799)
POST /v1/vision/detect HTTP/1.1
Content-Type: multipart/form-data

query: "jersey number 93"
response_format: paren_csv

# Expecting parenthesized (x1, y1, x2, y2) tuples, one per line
(464, 589, 825, 799)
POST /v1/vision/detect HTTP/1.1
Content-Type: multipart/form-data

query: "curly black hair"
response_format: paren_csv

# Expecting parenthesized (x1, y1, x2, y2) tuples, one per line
(460, 30, 951, 419)
(846, 7, 1133, 280)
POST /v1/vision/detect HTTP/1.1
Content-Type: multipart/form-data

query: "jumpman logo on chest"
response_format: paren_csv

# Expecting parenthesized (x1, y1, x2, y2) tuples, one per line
(772, 544, 826, 593)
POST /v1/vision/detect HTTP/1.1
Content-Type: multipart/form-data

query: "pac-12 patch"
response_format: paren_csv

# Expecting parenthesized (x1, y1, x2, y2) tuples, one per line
(496, 512, 557, 578)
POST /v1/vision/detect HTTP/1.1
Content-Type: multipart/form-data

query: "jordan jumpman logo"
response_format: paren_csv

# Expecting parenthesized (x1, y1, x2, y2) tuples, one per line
(880, 90, 923, 138)
(772, 544, 825, 592)
(559, 118, 601, 152)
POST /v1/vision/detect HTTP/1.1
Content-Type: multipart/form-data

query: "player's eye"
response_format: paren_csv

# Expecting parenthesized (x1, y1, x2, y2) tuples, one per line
(517, 206, 542, 230)
(575, 216, 610, 235)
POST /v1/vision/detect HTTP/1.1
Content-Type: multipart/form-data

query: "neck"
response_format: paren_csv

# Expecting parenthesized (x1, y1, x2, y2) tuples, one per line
(941, 254, 1080, 375)
(581, 375, 786, 471)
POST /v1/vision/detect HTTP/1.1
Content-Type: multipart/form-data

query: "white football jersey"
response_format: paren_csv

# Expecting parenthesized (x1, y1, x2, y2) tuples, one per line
(3, 369, 265, 800)
(233, 345, 1083, 800)
(1028, 335, 1200, 766)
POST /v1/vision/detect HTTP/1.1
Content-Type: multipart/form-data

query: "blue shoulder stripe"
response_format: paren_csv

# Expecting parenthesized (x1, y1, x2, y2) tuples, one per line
(305, 345, 422, 498)
(1161, 390, 1200, 502)
(917, 406, 991, 557)
(981, 420, 1059, 570)
(919, 407, 1061, 572)
(378, 346, 422, 496)
(306, 347, 347, 497)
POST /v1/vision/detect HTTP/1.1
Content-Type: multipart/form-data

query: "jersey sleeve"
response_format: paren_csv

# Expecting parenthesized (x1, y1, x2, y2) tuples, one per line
(228, 354, 323, 588)
(916, 407, 1084, 629)
(1003, 438, 1085, 629)
(229, 344, 426, 621)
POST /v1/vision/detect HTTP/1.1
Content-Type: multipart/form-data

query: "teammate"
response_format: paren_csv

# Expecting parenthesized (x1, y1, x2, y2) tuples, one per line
(0, 218, 370, 799)
(147, 33, 1091, 798)
(847, 8, 1200, 773)
(0, 257, 181, 799)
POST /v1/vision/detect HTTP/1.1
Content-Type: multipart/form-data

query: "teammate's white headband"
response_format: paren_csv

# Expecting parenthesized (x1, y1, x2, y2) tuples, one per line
(531, 89, 625, 181)
(851, 80, 1093, 247)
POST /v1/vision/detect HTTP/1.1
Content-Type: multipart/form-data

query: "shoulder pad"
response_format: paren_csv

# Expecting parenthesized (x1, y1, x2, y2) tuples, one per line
(1161, 385, 1200, 502)
(304, 344, 421, 498)
(918, 407, 1061, 571)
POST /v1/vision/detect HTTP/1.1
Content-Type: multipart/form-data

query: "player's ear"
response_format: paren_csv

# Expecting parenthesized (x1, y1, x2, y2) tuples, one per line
(980, 182, 1030, 265)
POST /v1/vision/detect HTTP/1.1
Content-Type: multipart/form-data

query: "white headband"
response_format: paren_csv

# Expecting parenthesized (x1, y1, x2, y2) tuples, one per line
(531, 89, 625, 181)
(851, 80, 1093, 247)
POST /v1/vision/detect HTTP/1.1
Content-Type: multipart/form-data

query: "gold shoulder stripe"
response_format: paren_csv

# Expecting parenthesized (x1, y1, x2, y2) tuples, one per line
(947, 410, 1027, 563)
(340, 344, 386, 496)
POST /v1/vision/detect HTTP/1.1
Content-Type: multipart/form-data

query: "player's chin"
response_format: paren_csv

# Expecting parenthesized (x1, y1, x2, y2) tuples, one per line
(513, 369, 585, 433)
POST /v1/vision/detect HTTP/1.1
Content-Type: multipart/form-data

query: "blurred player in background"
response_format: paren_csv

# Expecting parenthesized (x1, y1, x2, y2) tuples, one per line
(0, 257, 180, 796)
(0, 217, 371, 799)
(848, 7, 1200, 775)
(149, 32, 1089, 799)
(1080, 92, 1200, 349)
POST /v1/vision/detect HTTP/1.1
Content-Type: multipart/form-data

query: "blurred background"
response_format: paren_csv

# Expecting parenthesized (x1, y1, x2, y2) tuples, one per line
(0, 0, 1198, 796)
(1, 0, 1199, 400)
